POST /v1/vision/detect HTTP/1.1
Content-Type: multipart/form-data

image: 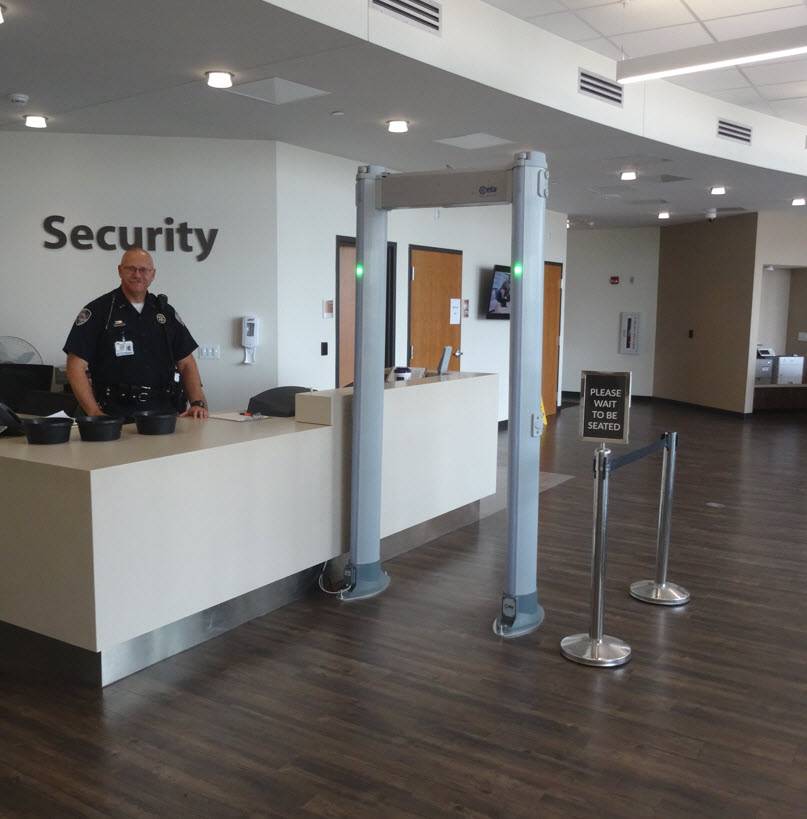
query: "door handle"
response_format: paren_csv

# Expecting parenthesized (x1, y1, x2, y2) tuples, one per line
(454, 349, 463, 357)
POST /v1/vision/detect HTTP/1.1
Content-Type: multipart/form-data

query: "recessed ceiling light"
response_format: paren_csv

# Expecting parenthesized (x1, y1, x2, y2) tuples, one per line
(24, 115, 48, 129)
(793, 197, 806, 207)
(0, 5, 6, 24)
(387, 120, 409, 134)
(620, 170, 637, 181)
(205, 71, 234, 89)
(330, 110, 345, 117)
(658, 211, 670, 220)
(710, 186, 726, 195)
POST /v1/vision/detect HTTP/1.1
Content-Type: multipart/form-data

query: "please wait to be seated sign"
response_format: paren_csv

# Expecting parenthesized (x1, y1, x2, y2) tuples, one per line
(580, 371, 632, 444)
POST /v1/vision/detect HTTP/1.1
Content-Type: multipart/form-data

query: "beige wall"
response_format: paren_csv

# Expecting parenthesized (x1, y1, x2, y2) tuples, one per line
(654, 213, 758, 413)
(787, 269, 807, 370)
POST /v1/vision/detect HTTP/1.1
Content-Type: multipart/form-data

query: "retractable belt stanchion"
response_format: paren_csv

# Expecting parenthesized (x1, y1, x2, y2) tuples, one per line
(630, 432, 691, 606)
(560, 443, 632, 667)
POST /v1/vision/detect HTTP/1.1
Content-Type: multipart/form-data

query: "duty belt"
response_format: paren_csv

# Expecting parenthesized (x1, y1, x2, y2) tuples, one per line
(96, 384, 172, 403)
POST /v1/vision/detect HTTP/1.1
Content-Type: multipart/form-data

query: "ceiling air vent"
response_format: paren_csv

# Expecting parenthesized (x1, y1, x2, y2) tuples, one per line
(717, 118, 752, 145)
(578, 69, 623, 106)
(371, 0, 442, 34)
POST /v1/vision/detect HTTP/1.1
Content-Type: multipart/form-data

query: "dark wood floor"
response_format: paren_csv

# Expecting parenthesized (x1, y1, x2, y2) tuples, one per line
(1, 403, 806, 818)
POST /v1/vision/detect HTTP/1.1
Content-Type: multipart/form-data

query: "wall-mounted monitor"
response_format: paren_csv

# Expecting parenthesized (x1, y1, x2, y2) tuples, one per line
(486, 264, 511, 319)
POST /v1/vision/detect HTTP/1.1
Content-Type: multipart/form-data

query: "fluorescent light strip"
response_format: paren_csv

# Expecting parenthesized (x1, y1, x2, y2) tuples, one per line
(793, 198, 806, 207)
(710, 186, 726, 196)
(617, 25, 807, 84)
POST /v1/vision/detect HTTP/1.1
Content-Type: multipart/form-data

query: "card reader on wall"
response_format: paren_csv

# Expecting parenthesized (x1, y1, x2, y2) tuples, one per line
(241, 316, 259, 364)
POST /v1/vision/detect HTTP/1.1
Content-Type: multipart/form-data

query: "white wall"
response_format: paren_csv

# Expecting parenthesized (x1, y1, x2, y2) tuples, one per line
(0, 132, 277, 412)
(757, 269, 791, 355)
(562, 227, 660, 396)
(274, 142, 567, 419)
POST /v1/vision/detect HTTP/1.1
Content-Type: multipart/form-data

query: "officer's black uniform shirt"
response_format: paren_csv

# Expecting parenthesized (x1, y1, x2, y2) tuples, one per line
(63, 287, 197, 388)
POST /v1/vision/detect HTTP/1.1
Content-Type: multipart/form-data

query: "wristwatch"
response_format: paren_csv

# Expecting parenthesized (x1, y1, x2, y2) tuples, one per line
(189, 400, 207, 409)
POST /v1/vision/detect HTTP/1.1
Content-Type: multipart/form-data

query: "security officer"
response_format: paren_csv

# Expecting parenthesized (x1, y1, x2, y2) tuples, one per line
(64, 248, 209, 419)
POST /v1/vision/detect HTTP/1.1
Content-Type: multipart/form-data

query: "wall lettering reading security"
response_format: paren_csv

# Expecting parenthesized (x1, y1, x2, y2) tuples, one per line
(42, 216, 219, 261)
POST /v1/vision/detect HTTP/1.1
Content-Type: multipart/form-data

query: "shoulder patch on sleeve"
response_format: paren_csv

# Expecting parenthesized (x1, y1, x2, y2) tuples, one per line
(75, 308, 92, 326)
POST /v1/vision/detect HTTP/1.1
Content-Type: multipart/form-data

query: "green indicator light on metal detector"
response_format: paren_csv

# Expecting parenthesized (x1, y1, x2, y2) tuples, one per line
(355, 263, 364, 278)
(513, 261, 523, 277)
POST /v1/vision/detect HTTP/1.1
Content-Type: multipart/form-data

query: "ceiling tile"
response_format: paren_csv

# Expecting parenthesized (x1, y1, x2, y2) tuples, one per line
(576, 0, 696, 36)
(709, 86, 769, 106)
(527, 11, 601, 40)
(561, 0, 621, 9)
(615, 22, 714, 58)
(435, 132, 514, 149)
(578, 37, 626, 59)
(481, 0, 566, 16)
(768, 96, 807, 124)
(669, 67, 750, 92)
(705, 5, 807, 40)
(686, 0, 803, 20)
(743, 55, 807, 86)
(757, 79, 807, 100)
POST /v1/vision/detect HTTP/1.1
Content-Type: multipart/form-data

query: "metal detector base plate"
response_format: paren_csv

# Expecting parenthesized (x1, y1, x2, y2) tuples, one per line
(338, 572, 390, 602)
(560, 633, 631, 667)
(630, 580, 690, 606)
(492, 610, 544, 639)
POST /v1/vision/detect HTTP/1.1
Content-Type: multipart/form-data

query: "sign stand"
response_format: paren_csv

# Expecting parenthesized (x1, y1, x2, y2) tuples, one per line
(561, 371, 633, 667)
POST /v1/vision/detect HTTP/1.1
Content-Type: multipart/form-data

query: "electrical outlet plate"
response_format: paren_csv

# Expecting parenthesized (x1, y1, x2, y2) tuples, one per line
(199, 345, 221, 360)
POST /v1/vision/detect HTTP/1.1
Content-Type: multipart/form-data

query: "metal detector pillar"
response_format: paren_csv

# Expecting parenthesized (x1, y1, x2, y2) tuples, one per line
(493, 151, 548, 638)
(560, 444, 631, 667)
(630, 431, 690, 605)
(339, 165, 391, 602)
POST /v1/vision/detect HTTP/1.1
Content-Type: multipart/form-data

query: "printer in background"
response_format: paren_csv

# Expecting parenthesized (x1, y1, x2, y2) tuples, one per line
(755, 347, 775, 384)
(757, 347, 806, 385)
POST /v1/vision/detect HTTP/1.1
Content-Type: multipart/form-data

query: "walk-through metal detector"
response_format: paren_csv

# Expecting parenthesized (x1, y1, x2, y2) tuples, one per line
(339, 151, 549, 638)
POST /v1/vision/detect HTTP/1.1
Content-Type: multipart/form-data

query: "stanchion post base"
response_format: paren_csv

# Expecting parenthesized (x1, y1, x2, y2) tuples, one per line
(629, 580, 690, 606)
(338, 561, 390, 602)
(560, 633, 631, 667)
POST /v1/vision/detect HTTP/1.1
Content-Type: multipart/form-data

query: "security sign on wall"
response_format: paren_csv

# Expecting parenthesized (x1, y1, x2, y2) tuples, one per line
(42, 215, 219, 261)
(580, 370, 632, 445)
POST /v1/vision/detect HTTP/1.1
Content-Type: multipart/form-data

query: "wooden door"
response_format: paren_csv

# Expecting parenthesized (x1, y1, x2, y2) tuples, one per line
(542, 262, 562, 416)
(409, 247, 462, 372)
(335, 237, 396, 388)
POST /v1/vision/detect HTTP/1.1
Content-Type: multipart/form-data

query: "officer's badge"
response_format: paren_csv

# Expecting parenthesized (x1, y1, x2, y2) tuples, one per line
(156, 313, 167, 325)
(75, 308, 91, 326)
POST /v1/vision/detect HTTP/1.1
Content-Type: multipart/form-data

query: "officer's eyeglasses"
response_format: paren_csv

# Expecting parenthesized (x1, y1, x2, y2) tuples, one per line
(121, 265, 154, 275)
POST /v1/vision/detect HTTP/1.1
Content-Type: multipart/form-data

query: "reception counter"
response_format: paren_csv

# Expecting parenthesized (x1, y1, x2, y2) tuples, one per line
(0, 373, 497, 684)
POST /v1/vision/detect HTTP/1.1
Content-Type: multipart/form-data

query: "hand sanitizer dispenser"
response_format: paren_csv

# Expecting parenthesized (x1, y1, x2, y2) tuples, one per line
(241, 316, 259, 364)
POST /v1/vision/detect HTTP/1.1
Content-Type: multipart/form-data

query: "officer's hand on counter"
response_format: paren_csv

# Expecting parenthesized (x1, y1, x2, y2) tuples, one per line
(180, 401, 209, 420)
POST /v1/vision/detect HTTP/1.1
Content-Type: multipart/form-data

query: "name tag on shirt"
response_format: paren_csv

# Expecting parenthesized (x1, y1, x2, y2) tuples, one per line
(115, 340, 134, 357)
